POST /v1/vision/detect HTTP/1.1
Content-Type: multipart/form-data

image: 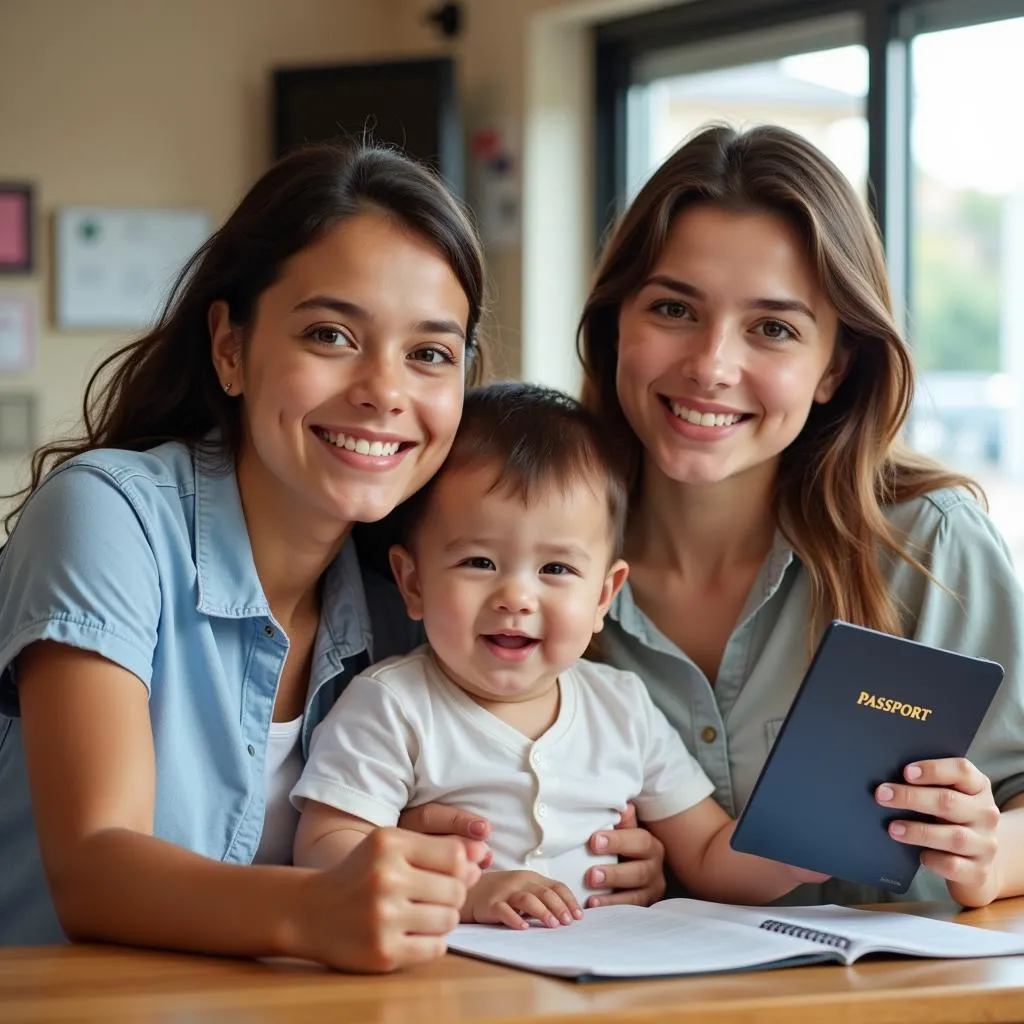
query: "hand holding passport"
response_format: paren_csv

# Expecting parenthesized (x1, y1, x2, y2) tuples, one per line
(730, 621, 1004, 894)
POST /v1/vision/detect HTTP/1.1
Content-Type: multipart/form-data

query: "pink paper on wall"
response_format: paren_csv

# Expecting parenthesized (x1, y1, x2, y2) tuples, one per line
(0, 194, 29, 265)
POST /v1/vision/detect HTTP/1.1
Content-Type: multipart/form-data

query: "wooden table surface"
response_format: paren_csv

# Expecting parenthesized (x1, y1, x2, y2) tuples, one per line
(6, 899, 1024, 1024)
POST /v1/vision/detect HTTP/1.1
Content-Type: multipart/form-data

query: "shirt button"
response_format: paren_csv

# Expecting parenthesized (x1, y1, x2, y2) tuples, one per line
(537, 802, 548, 818)
(247, 744, 256, 756)
(264, 625, 275, 637)
(701, 726, 717, 743)
(531, 752, 545, 768)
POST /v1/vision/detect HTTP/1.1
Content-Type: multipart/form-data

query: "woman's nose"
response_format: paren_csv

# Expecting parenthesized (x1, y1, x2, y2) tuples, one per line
(347, 349, 405, 415)
(679, 324, 741, 390)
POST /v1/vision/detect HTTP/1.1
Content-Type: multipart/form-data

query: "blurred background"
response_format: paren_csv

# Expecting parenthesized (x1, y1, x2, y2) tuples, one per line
(1, 0, 1023, 566)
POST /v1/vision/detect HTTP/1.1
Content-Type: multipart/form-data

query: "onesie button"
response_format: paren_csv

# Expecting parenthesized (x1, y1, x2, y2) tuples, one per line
(537, 802, 548, 818)
(531, 752, 545, 768)
(701, 726, 717, 743)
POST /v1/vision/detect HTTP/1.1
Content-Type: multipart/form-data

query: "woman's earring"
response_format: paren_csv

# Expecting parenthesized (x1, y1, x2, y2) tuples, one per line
(223, 381, 233, 394)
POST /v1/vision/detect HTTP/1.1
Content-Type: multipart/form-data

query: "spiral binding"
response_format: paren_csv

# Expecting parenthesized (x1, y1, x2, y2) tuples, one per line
(759, 919, 852, 952)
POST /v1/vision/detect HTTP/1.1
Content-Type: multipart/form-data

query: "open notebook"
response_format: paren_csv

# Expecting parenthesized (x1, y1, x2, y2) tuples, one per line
(448, 899, 1024, 981)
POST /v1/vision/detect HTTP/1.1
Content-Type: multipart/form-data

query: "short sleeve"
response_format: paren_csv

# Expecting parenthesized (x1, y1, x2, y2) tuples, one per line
(291, 672, 417, 826)
(633, 679, 716, 822)
(910, 496, 1024, 808)
(0, 463, 161, 716)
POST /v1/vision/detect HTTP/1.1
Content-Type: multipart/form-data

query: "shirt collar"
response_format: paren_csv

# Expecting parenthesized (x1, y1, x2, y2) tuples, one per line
(193, 446, 269, 618)
(192, 444, 373, 655)
(315, 538, 373, 667)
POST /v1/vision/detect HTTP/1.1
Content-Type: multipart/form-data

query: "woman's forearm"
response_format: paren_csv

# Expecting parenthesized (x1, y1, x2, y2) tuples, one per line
(49, 827, 312, 959)
(688, 826, 809, 904)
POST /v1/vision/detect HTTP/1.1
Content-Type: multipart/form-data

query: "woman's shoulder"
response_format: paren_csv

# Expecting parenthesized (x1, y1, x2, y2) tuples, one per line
(884, 484, 1017, 591)
(886, 485, 1004, 548)
(6, 440, 208, 566)
(44, 439, 200, 497)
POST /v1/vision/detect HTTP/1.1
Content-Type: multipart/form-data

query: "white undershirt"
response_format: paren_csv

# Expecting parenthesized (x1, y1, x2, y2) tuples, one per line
(253, 715, 305, 865)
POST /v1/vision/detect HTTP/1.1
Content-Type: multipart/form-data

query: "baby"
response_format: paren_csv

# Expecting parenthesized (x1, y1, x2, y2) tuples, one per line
(292, 382, 820, 928)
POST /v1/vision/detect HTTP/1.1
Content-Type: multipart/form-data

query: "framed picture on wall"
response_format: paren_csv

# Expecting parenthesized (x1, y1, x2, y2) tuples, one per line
(0, 185, 34, 274)
(0, 392, 36, 454)
(54, 206, 209, 330)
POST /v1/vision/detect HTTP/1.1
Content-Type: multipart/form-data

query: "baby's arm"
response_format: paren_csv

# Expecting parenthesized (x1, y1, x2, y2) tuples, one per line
(293, 801, 377, 870)
(634, 675, 824, 904)
(290, 672, 417, 868)
(648, 800, 826, 904)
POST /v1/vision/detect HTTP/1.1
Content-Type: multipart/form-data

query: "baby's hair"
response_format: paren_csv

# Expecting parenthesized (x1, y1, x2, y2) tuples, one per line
(404, 381, 629, 556)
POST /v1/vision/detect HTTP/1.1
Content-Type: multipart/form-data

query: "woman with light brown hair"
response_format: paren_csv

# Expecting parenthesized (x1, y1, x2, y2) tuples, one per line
(579, 123, 1024, 908)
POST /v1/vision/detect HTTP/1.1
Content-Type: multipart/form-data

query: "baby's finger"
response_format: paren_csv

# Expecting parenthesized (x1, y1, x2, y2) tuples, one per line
(534, 885, 575, 926)
(552, 882, 584, 920)
(493, 901, 530, 930)
(508, 891, 560, 928)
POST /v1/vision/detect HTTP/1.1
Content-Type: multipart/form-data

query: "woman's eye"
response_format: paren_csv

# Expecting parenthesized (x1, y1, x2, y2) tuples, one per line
(460, 556, 495, 570)
(755, 320, 796, 342)
(409, 346, 456, 366)
(541, 563, 575, 577)
(307, 326, 351, 347)
(652, 300, 690, 320)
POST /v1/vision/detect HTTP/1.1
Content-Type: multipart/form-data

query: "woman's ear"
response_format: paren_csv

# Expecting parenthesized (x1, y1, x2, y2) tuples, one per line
(389, 544, 425, 620)
(814, 340, 853, 404)
(209, 300, 244, 395)
(593, 558, 630, 634)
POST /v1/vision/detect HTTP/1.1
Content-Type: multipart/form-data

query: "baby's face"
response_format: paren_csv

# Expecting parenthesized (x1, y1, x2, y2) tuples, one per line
(391, 463, 626, 706)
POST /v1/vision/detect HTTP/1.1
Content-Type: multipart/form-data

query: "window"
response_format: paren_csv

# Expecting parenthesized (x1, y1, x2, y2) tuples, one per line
(907, 15, 1024, 565)
(624, 20, 867, 203)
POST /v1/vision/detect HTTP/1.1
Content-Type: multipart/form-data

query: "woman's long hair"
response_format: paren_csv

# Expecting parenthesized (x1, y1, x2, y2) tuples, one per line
(6, 144, 487, 532)
(579, 123, 980, 640)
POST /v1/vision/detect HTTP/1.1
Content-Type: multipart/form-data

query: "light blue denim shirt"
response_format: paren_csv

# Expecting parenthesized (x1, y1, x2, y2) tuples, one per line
(603, 488, 1024, 907)
(0, 440, 418, 945)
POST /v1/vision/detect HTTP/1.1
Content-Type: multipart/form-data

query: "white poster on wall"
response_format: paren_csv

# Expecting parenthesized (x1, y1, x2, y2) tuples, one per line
(55, 207, 210, 330)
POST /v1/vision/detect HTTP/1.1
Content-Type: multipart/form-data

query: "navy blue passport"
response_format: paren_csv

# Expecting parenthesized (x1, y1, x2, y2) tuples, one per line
(730, 621, 1004, 893)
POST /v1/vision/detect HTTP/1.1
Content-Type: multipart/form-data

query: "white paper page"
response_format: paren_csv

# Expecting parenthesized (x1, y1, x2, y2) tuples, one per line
(750, 904, 1024, 960)
(448, 904, 833, 978)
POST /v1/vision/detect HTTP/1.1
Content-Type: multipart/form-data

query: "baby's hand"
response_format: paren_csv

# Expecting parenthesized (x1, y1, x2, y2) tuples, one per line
(462, 870, 584, 930)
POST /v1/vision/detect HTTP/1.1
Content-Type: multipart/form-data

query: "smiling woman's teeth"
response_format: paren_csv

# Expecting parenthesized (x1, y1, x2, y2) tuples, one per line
(669, 402, 743, 427)
(318, 429, 400, 457)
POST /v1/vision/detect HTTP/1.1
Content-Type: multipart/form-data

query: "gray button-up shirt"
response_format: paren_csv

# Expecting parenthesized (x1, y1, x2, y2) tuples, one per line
(602, 488, 1024, 906)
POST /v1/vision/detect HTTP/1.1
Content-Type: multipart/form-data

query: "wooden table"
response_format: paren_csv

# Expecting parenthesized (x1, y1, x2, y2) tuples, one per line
(5, 900, 1024, 1023)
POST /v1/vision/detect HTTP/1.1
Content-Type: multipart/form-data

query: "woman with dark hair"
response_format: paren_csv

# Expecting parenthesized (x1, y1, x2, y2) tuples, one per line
(579, 123, 1024, 908)
(0, 144, 490, 968)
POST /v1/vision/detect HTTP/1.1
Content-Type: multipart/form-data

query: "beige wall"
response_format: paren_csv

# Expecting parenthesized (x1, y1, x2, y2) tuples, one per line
(0, 0, 667, 504)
